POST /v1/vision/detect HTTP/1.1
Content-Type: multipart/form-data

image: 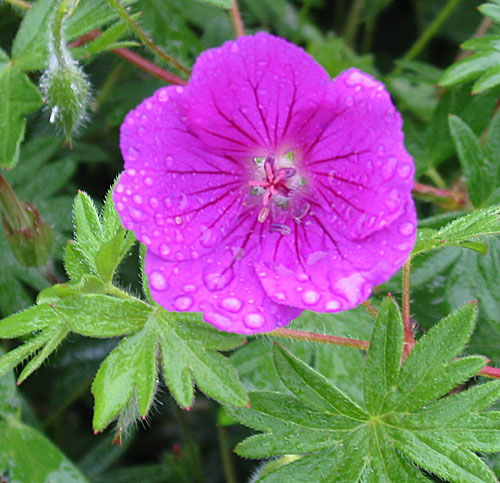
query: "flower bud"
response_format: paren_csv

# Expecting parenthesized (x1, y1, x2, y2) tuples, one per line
(0, 175, 54, 267)
(40, 1, 91, 143)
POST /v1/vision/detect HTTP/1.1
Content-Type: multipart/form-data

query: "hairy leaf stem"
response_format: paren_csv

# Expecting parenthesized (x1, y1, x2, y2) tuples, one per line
(397, 0, 462, 70)
(230, 0, 245, 38)
(402, 259, 415, 360)
(105, 0, 190, 75)
(217, 424, 238, 483)
(270, 327, 370, 350)
(270, 327, 500, 380)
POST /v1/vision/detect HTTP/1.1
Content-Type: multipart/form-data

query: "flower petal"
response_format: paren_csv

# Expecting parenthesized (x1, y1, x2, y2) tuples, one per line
(146, 247, 301, 335)
(113, 86, 249, 261)
(255, 198, 417, 312)
(291, 68, 414, 240)
(185, 32, 331, 155)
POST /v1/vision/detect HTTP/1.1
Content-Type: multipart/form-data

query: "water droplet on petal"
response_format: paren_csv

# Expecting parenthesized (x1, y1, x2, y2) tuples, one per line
(145, 177, 153, 186)
(219, 297, 243, 313)
(133, 194, 143, 205)
(183, 284, 197, 293)
(175, 86, 184, 93)
(173, 295, 194, 311)
(302, 290, 320, 306)
(396, 242, 411, 252)
(382, 156, 398, 180)
(142, 235, 152, 246)
(274, 292, 287, 302)
(126, 147, 139, 162)
(296, 273, 309, 283)
(129, 206, 147, 222)
(397, 163, 411, 178)
(244, 313, 265, 329)
(204, 311, 232, 330)
(149, 197, 159, 208)
(399, 222, 415, 237)
(325, 299, 341, 311)
(203, 266, 234, 292)
(127, 168, 137, 177)
(149, 270, 168, 291)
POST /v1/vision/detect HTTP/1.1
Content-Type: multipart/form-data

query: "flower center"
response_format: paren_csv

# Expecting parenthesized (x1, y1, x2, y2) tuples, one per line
(249, 155, 300, 223)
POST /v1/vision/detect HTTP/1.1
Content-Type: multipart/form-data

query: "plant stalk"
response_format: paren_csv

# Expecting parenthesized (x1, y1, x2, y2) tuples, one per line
(230, 0, 245, 38)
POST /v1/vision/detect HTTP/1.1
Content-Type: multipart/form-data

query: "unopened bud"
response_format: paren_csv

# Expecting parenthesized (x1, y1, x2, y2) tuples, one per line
(0, 175, 54, 267)
(40, 2, 91, 143)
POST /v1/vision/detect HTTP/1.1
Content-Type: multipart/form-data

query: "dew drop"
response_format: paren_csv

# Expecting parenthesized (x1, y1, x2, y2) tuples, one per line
(116, 184, 124, 193)
(296, 273, 309, 283)
(274, 292, 287, 302)
(175, 86, 184, 93)
(396, 242, 411, 252)
(204, 311, 232, 330)
(116, 202, 124, 211)
(145, 177, 154, 186)
(149, 197, 159, 208)
(149, 270, 168, 291)
(302, 290, 320, 306)
(127, 168, 137, 177)
(129, 206, 147, 222)
(203, 267, 234, 292)
(158, 244, 170, 256)
(133, 194, 143, 205)
(219, 297, 243, 313)
(382, 156, 398, 180)
(183, 284, 197, 293)
(397, 163, 412, 178)
(244, 313, 265, 329)
(126, 147, 139, 162)
(399, 222, 415, 237)
(142, 235, 152, 246)
(201, 227, 218, 248)
(173, 295, 194, 311)
(325, 299, 341, 311)
(157, 89, 169, 102)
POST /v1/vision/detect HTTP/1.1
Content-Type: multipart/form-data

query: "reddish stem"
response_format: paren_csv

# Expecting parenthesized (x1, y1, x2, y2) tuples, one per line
(270, 327, 370, 351)
(401, 262, 416, 360)
(69, 28, 188, 86)
(479, 365, 500, 379)
(230, 0, 245, 38)
(112, 48, 187, 85)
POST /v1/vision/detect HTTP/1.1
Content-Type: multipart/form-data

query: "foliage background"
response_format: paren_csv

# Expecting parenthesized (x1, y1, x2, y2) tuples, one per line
(1, 0, 500, 481)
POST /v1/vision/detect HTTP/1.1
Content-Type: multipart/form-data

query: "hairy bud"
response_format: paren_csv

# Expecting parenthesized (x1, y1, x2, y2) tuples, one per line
(40, 1, 91, 143)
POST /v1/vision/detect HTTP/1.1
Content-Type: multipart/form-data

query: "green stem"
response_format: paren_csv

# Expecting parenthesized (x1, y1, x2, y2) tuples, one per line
(295, 0, 313, 43)
(173, 404, 205, 483)
(217, 424, 238, 483)
(270, 327, 370, 350)
(105, 0, 190, 75)
(398, 0, 462, 67)
(93, 62, 126, 111)
(343, 0, 365, 48)
(425, 166, 447, 190)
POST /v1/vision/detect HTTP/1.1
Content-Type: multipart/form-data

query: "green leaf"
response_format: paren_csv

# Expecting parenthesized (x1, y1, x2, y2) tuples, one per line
(363, 296, 403, 415)
(448, 114, 497, 207)
(65, 240, 93, 281)
(386, 303, 481, 412)
(0, 418, 88, 482)
(0, 348, 20, 420)
(92, 317, 158, 431)
(194, 0, 232, 8)
(157, 311, 247, 409)
(412, 205, 500, 257)
(92, 308, 246, 431)
(73, 191, 103, 267)
(12, 0, 136, 71)
(229, 302, 497, 482)
(0, 49, 43, 168)
(50, 294, 152, 337)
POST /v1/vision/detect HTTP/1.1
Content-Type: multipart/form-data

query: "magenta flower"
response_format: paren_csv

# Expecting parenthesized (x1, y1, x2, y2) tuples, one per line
(113, 32, 416, 334)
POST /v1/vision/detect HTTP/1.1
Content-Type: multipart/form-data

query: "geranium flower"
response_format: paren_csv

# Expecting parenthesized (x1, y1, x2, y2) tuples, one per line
(113, 32, 416, 334)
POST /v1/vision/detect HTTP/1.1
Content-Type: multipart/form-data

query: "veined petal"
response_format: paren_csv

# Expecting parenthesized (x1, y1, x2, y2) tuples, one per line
(291, 69, 414, 240)
(255, 199, 416, 312)
(185, 32, 331, 155)
(146, 248, 301, 334)
(113, 86, 248, 261)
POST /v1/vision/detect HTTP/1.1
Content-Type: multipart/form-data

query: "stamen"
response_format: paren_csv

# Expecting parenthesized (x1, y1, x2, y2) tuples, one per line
(258, 206, 270, 223)
(270, 223, 292, 235)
